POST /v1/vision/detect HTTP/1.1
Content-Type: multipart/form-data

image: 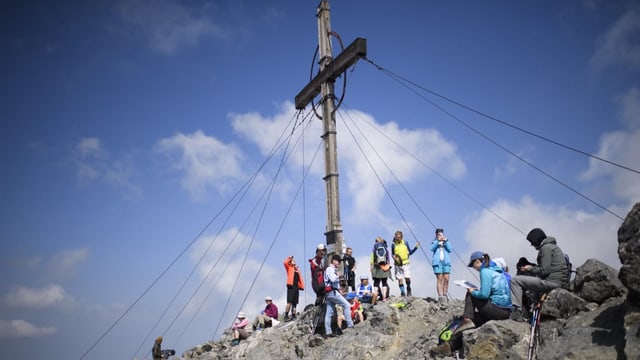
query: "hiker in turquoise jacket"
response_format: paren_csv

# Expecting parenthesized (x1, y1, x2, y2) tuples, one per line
(430, 228, 452, 303)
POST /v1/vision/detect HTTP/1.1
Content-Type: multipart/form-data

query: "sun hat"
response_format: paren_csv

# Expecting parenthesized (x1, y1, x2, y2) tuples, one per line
(237, 312, 246, 318)
(493, 257, 507, 270)
(467, 251, 484, 267)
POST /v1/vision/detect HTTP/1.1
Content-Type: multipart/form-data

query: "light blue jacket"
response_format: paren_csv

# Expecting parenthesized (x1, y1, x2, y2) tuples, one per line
(429, 238, 452, 266)
(471, 265, 512, 307)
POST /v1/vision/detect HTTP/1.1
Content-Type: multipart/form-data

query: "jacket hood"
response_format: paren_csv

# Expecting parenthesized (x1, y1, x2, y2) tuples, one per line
(535, 236, 557, 250)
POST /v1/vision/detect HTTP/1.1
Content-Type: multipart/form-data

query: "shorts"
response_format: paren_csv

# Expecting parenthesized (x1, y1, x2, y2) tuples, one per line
(432, 263, 451, 274)
(395, 264, 411, 280)
(360, 295, 373, 304)
(287, 285, 300, 305)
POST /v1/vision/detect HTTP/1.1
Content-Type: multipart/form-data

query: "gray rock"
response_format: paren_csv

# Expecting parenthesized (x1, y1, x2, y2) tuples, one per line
(541, 288, 588, 318)
(619, 202, 640, 306)
(574, 258, 626, 304)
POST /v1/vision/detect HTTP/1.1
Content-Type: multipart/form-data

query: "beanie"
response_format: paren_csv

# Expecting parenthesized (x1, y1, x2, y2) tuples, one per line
(526, 228, 546, 246)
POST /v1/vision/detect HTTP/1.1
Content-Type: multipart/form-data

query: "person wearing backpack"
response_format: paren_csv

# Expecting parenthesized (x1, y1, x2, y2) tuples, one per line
(370, 236, 391, 302)
(510, 228, 569, 322)
(430, 228, 452, 303)
(391, 230, 419, 296)
(309, 243, 327, 305)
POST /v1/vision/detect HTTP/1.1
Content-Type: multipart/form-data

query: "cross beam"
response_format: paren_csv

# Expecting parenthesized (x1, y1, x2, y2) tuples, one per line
(294, 37, 367, 110)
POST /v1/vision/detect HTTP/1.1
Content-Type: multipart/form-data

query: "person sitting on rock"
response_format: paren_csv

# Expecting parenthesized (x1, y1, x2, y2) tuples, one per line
(252, 296, 279, 330)
(346, 292, 364, 324)
(230, 312, 250, 346)
(510, 228, 569, 322)
(356, 274, 377, 305)
(430, 251, 511, 356)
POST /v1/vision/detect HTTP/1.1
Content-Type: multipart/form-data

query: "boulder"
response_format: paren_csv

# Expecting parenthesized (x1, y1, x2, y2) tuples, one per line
(541, 288, 588, 318)
(574, 258, 626, 304)
(618, 202, 640, 306)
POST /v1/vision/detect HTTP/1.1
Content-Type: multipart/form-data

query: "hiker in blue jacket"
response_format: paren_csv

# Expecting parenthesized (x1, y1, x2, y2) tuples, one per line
(430, 228, 452, 303)
(431, 251, 512, 356)
(459, 252, 511, 330)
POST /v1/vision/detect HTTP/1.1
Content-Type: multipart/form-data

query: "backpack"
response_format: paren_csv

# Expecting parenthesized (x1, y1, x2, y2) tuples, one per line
(310, 257, 326, 295)
(564, 253, 573, 284)
(438, 316, 464, 353)
(374, 242, 387, 264)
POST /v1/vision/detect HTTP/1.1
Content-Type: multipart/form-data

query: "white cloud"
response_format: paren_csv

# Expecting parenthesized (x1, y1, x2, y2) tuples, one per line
(48, 248, 90, 279)
(590, 8, 640, 72)
(156, 130, 245, 201)
(580, 87, 640, 205)
(115, 0, 227, 55)
(463, 196, 622, 274)
(231, 102, 466, 224)
(74, 137, 141, 198)
(4, 284, 72, 309)
(0, 319, 57, 338)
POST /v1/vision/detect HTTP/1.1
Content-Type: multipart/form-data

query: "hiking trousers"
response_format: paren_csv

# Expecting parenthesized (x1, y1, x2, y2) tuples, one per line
(463, 292, 510, 327)
(510, 274, 561, 308)
(325, 290, 353, 335)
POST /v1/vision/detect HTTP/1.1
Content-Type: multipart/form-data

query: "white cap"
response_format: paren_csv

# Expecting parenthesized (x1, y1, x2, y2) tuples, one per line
(494, 257, 507, 270)
(317, 243, 326, 250)
(237, 312, 246, 318)
(265, 296, 272, 301)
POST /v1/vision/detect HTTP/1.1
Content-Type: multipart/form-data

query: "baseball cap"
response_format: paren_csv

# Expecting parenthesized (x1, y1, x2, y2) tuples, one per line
(237, 312, 246, 318)
(265, 296, 272, 301)
(468, 251, 484, 267)
(317, 243, 326, 250)
(360, 274, 368, 280)
(493, 257, 507, 270)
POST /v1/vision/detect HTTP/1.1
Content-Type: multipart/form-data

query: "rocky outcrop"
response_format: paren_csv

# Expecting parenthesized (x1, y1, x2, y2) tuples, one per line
(619, 202, 640, 359)
(176, 203, 640, 360)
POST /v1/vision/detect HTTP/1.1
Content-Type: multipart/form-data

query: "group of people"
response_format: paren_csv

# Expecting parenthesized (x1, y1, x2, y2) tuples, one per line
(186, 225, 566, 355)
(430, 227, 570, 356)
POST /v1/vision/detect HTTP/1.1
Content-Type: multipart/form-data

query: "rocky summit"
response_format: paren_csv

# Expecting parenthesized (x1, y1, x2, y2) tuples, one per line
(177, 203, 640, 360)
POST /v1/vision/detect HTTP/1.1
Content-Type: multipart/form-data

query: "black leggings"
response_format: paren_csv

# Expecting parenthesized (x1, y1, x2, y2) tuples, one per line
(463, 292, 511, 326)
(373, 277, 389, 298)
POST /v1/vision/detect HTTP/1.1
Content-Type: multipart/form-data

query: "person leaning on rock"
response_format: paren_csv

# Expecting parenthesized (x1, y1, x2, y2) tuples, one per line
(510, 228, 569, 322)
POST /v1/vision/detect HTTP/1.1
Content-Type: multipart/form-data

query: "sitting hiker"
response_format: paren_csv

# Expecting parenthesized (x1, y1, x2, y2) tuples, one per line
(510, 228, 569, 322)
(346, 292, 364, 324)
(430, 251, 511, 355)
(356, 274, 377, 305)
(252, 296, 279, 330)
(230, 312, 250, 346)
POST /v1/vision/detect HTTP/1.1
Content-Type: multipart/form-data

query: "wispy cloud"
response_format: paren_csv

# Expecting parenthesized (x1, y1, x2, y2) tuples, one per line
(115, 0, 227, 55)
(4, 284, 73, 309)
(48, 248, 90, 279)
(155, 130, 245, 201)
(580, 87, 640, 205)
(0, 319, 57, 338)
(590, 8, 640, 72)
(74, 137, 141, 198)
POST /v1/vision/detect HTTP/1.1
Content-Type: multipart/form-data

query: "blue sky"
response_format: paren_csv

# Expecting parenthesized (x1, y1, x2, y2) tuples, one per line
(1, 1, 639, 359)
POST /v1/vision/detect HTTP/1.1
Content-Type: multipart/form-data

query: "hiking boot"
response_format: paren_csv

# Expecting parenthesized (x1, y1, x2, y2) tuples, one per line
(510, 308, 528, 323)
(430, 341, 452, 356)
(283, 314, 290, 322)
(454, 318, 476, 334)
(322, 333, 338, 339)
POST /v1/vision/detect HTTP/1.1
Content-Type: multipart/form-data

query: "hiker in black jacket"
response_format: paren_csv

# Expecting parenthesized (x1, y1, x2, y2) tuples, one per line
(510, 228, 569, 321)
